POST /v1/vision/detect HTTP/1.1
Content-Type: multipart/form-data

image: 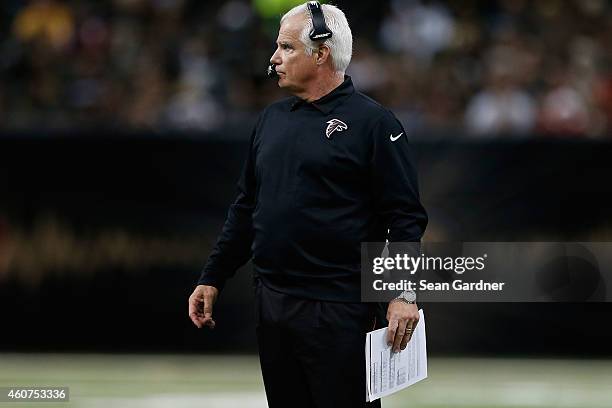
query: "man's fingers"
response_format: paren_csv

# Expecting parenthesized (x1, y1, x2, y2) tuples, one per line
(387, 318, 408, 352)
(188, 295, 205, 328)
(400, 323, 414, 350)
(188, 295, 201, 317)
(400, 332, 411, 350)
(400, 315, 420, 349)
(203, 292, 214, 318)
(189, 312, 204, 328)
(189, 311, 215, 330)
(201, 287, 218, 329)
(202, 316, 216, 329)
(386, 319, 398, 346)
(392, 321, 407, 352)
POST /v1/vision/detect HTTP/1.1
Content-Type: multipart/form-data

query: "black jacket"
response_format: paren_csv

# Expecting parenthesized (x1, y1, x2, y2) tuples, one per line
(198, 76, 427, 302)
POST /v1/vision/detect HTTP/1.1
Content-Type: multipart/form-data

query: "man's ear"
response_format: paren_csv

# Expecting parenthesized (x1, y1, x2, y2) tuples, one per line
(315, 44, 331, 66)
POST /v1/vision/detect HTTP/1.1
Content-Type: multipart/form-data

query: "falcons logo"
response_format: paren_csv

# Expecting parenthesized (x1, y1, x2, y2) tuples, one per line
(325, 118, 348, 139)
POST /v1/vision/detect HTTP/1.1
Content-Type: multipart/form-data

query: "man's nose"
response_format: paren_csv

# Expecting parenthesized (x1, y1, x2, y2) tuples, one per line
(270, 48, 281, 65)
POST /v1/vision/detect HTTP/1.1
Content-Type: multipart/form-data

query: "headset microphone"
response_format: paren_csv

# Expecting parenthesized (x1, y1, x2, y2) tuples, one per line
(267, 63, 278, 79)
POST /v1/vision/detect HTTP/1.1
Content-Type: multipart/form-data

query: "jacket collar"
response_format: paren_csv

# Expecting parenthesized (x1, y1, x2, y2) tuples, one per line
(290, 75, 355, 114)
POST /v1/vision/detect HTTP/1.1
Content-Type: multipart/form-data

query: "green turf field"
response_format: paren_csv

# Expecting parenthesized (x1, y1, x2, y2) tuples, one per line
(1, 354, 611, 408)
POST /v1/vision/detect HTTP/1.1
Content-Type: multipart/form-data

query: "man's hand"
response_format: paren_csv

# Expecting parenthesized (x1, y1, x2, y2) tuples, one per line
(386, 301, 419, 352)
(188, 285, 219, 329)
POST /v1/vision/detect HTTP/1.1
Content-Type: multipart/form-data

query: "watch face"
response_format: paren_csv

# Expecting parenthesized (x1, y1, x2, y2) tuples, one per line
(403, 291, 416, 302)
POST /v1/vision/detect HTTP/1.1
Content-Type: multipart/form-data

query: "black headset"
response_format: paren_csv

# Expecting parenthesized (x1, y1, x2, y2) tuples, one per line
(268, 1, 333, 78)
(307, 1, 333, 41)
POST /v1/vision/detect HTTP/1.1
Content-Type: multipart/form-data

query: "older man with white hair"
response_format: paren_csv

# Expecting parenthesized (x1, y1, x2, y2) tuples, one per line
(189, 2, 427, 407)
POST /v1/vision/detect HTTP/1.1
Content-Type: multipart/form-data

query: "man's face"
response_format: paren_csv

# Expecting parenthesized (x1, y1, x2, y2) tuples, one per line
(269, 15, 318, 93)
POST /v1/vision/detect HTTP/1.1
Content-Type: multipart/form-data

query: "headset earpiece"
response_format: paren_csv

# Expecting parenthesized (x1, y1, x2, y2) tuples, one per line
(307, 1, 333, 41)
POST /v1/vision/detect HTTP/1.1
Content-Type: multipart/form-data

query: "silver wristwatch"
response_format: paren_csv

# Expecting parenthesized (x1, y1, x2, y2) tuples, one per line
(392, 290, 416, 305)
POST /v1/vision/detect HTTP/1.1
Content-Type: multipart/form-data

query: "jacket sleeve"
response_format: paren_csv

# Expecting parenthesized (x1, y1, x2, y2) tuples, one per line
(196, 120, 259, 291)
(371, 111, 427, 306)
(371, 111, 428, 243)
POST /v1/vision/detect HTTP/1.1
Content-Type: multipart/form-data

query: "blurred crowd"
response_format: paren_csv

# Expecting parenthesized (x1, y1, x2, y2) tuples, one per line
(0, 0, 611, 137)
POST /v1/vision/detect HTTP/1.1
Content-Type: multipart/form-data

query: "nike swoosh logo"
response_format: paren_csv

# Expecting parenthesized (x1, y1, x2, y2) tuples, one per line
(389, 132, 404, 142)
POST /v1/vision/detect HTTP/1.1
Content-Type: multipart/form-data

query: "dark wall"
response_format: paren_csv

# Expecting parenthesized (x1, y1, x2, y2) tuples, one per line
(1, 135, 611, 355)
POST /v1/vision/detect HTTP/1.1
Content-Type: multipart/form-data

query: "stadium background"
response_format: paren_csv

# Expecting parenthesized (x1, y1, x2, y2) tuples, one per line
(1, 0, 611, 407)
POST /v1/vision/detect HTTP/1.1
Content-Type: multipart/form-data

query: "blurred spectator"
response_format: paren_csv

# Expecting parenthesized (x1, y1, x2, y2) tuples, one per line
(537, 67, 591, 136)
(465, 37, 537, 136)
(465, 86, 535, 136)
(380, 0, 455, 64)
(13, 0, 74, 51)
(0, 0, 610, 137)
(161, 38, 222, 130)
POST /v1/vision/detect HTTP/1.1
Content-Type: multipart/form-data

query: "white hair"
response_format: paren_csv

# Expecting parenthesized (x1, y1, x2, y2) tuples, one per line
(280, 2, 353, 74)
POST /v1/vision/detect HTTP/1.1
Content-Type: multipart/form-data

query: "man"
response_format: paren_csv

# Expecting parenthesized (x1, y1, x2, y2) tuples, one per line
(188, 2, 427, 407)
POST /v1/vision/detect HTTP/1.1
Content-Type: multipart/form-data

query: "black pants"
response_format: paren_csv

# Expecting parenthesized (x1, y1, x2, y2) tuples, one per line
(255, 279, 382, 408)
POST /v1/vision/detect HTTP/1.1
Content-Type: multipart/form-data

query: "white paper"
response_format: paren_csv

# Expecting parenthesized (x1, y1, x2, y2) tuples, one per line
(365, 309, 427, 402)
